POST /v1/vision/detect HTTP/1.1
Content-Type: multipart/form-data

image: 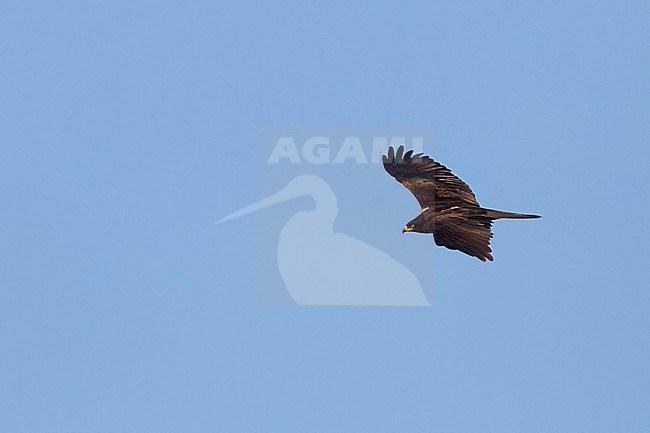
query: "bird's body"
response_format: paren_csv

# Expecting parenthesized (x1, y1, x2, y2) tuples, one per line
(383, 145, 540, 261)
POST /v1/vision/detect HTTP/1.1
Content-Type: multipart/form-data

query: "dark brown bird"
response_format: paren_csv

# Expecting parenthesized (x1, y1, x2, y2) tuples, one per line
(382, 145, 540, 261)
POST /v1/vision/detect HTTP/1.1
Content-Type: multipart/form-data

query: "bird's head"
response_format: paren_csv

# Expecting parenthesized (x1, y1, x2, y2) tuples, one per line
(402, 223, 415, 233)
(402, 214, 427, 234)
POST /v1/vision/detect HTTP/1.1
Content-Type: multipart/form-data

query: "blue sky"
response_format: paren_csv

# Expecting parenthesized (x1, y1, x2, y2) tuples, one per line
(2, 1, 649, 432)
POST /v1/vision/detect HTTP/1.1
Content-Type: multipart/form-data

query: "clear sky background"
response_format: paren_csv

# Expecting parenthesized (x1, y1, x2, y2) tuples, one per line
(2, 1, 649, 432)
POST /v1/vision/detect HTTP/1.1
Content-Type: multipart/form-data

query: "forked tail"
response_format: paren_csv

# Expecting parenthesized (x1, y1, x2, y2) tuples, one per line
(483, 208, 541, 220)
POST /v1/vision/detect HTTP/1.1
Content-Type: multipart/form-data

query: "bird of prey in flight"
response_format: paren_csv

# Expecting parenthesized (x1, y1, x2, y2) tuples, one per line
(382, 145, 540, 261)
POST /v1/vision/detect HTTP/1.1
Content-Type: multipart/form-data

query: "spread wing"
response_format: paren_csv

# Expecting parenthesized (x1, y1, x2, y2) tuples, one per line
(382, 145, 479, 209)
(433, 212, 495, 262)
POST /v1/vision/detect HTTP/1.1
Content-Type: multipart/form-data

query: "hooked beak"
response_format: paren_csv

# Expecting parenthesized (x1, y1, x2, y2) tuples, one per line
(402, 226, 413, 234)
